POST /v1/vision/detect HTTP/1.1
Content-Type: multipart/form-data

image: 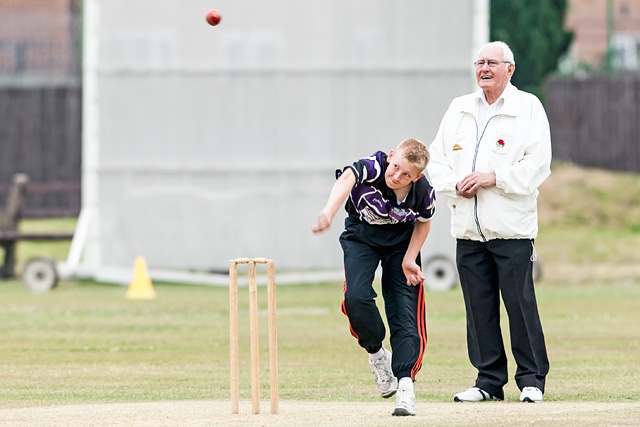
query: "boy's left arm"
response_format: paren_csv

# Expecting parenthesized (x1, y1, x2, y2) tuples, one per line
(402, 220, 432, 286)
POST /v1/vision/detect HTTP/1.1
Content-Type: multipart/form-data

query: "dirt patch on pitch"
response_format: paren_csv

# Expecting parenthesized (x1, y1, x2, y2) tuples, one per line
(1, 400, 639, 427)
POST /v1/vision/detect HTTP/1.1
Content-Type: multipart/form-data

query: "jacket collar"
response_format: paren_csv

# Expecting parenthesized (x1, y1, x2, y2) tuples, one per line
(460, 82, 519, 117)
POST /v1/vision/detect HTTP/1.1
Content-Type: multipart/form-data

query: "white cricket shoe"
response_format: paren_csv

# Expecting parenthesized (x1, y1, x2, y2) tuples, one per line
(392, 385, 416, 416)
(520, 386, 543, 403)
(454, 387, 503, 402)
(369, 348, 397, 398)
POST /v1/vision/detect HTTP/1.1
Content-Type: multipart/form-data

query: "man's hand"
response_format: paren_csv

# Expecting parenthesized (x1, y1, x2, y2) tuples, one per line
(457, 171, 496, 198)
(402, 259, 425, 286)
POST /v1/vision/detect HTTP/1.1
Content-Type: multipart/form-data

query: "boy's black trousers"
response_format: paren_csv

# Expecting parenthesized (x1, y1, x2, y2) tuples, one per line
(339, 217, 427, 381)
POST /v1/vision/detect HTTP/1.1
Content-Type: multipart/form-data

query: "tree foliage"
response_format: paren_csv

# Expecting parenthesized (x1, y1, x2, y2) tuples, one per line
(490, 0, 573, 99)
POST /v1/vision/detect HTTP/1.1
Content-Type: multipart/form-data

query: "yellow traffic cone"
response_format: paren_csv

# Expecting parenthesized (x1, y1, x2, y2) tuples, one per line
(126, 255, 156, 300)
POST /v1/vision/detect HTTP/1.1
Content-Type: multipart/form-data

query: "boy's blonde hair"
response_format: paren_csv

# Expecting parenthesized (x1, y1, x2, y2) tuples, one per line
(396, 138, 430, 172)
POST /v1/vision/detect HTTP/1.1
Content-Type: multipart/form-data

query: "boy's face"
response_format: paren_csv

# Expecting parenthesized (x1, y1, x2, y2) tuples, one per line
(385, 150, 424, 190)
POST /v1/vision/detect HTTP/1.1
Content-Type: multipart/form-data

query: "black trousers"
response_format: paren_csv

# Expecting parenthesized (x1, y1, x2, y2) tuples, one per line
(339, 217, 427, 381)
(456, 238, 549, 397)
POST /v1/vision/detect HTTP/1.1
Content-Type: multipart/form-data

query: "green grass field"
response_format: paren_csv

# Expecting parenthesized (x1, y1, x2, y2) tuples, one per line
(1, 278, 639, 409)
(1, 162, 639, 416)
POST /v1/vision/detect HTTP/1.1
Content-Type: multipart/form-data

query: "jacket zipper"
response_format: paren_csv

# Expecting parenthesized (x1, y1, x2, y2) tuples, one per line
(470, 114, 497, 242)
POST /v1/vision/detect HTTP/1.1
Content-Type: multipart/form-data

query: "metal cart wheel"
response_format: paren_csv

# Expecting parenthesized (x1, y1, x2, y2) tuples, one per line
(22, 257, 59, 293)
(423, 255, 458, 292)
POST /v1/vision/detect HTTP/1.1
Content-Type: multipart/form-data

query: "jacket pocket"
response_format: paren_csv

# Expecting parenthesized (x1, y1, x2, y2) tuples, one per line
(489, 133, 512, 155)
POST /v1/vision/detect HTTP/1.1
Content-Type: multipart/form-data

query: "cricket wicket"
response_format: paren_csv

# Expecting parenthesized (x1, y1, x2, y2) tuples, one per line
(229, 258, 278, 415)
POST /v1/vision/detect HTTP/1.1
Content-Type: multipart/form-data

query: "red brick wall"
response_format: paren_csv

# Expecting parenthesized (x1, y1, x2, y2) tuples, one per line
(0, 0, 80, 77)
(566, 0, 640, 66)
(0, 0, 70, 12)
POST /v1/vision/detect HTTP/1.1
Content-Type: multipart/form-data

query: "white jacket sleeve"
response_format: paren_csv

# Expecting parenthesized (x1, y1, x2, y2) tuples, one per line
(427, 103, 461, 198)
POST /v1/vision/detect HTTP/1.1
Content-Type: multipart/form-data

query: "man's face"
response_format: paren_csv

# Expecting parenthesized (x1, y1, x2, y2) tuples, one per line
(475, 45, 514, 93)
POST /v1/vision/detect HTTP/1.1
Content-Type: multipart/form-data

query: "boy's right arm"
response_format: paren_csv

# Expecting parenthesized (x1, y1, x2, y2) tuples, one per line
(312, 168, 356, 234)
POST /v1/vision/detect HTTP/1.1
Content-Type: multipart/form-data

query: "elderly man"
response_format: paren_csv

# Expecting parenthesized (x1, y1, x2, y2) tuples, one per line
(427, 41, 551, 403)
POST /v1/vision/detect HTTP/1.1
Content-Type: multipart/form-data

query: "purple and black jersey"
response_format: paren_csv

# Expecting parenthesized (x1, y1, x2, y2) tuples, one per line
(337, 151, 436, 225)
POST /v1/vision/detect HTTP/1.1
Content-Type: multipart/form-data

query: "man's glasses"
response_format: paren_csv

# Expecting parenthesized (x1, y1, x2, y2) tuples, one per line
(473, 59, 511, 68)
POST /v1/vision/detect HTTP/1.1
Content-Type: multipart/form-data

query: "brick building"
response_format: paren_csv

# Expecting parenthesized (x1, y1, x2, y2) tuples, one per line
(565, 0, 640, 70)
(0, 0, 81, 78)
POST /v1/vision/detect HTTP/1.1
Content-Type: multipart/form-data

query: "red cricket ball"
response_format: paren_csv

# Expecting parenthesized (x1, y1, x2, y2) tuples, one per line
(205, 9, 222, 26)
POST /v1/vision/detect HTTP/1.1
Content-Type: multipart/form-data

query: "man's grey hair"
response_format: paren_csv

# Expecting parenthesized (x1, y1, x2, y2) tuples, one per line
(479, 41, 516, 65)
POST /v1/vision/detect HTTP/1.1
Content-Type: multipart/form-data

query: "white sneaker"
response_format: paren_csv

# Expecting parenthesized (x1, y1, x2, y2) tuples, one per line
(369, 348, 397, 398)
(392, 385, 416, 416)
(520, 386, 543, 403)
(454, 387, 503, 402)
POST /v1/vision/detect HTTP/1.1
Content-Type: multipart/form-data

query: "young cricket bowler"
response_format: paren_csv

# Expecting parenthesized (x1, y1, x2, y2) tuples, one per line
(312, 138, 436, 416)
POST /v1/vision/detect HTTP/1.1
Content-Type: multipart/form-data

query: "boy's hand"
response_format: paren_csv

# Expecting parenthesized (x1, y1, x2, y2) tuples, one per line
(312, 209, 333, 234)
(402, 260, 425, 286)
(312, 169, 354, 234)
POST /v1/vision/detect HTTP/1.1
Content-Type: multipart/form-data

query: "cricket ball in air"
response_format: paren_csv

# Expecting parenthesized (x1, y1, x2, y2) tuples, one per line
(205, 9, 222, 26)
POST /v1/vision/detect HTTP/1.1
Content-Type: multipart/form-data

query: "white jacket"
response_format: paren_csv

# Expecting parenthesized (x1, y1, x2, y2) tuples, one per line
(427, 83, 552, 241)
